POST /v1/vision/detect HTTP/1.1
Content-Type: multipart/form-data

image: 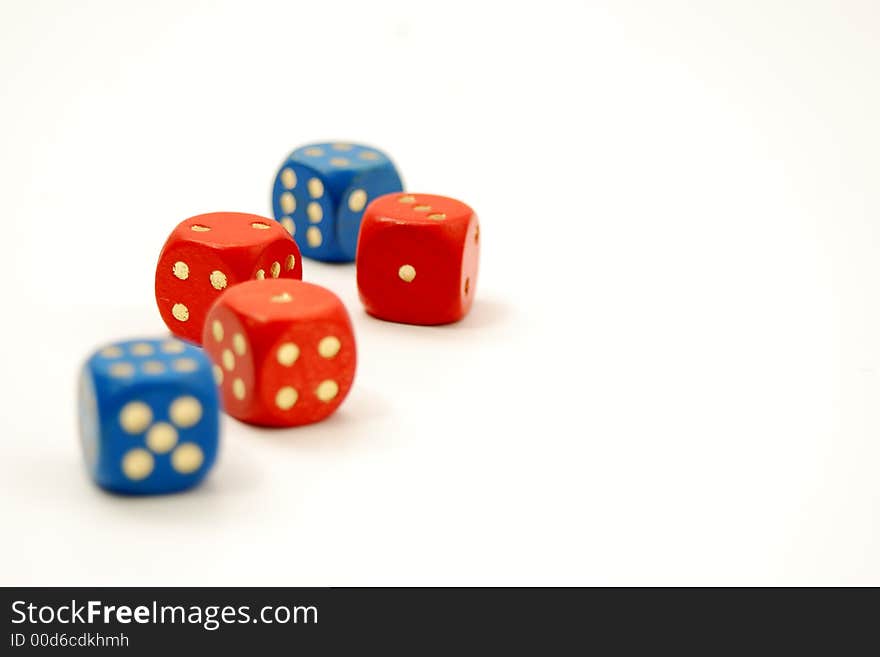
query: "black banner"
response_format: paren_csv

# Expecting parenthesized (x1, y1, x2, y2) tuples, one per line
(1, 587, 876, 652)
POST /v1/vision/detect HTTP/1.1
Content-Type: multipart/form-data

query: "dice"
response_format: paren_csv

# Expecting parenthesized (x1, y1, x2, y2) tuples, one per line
(356, 193, 480, 325)
(77, 338, 220, 494)
(155, 212, 303, 344)
(201, 279, 356, 427)
(271, 142, 403, 262)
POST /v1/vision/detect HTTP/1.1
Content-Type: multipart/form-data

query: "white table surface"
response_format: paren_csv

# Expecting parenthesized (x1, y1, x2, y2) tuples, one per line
(1, 0, 878, 585)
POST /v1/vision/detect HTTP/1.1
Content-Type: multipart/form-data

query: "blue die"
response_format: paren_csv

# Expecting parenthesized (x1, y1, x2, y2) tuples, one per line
(271, 142, 403, 262)
(77, 338, 220, 495)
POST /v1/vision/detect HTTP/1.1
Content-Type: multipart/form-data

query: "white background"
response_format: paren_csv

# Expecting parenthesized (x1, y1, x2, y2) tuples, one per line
(0, 0, 878, 585)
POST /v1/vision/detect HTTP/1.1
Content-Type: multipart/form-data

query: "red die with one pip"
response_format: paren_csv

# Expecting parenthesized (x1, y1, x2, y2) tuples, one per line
(155, 212, 303, 344)
(202, 279, 356, 427)
(356, 193, 480, 325)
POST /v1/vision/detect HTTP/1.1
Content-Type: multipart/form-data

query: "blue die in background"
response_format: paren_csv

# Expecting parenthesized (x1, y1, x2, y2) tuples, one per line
(271, 142, 403, 262)
(77, 338, 220, 495)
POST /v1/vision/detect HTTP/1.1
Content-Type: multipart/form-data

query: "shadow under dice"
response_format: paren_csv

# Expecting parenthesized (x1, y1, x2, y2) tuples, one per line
(271, 142, 403, 263)
(356, 193, 480, 325)
(202, 279, 356, 427)
(155, 212, 303, 344)
(78, 338, 220, 495)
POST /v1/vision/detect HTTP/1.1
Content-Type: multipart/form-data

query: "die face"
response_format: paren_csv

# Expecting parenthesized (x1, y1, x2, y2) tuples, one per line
(79, 338, 220, 495)
(155, 212, 302, 344)
(272, 162, 345, 262)
(201, 306, 258, 423)
(259, 313, 356, 427)
(356, 193, 480, 325)
(203, 279, 357, 427)
(271, 142, 403, 263)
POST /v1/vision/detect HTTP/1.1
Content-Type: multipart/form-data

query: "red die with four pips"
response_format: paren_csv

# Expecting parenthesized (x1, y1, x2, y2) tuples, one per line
(356, 193, 480, 325)
(155, 212, 303, 344)
(201, 279, 356, 427)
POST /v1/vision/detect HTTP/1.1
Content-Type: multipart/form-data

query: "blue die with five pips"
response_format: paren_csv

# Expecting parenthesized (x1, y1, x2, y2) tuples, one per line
(77, 337, 220, 495)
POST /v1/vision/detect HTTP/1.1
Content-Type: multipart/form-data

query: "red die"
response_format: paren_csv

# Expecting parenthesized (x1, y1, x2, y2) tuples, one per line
(155, 212, 303, 344)
(356, 193, 480, 325)
(201, 279, 356, 427)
